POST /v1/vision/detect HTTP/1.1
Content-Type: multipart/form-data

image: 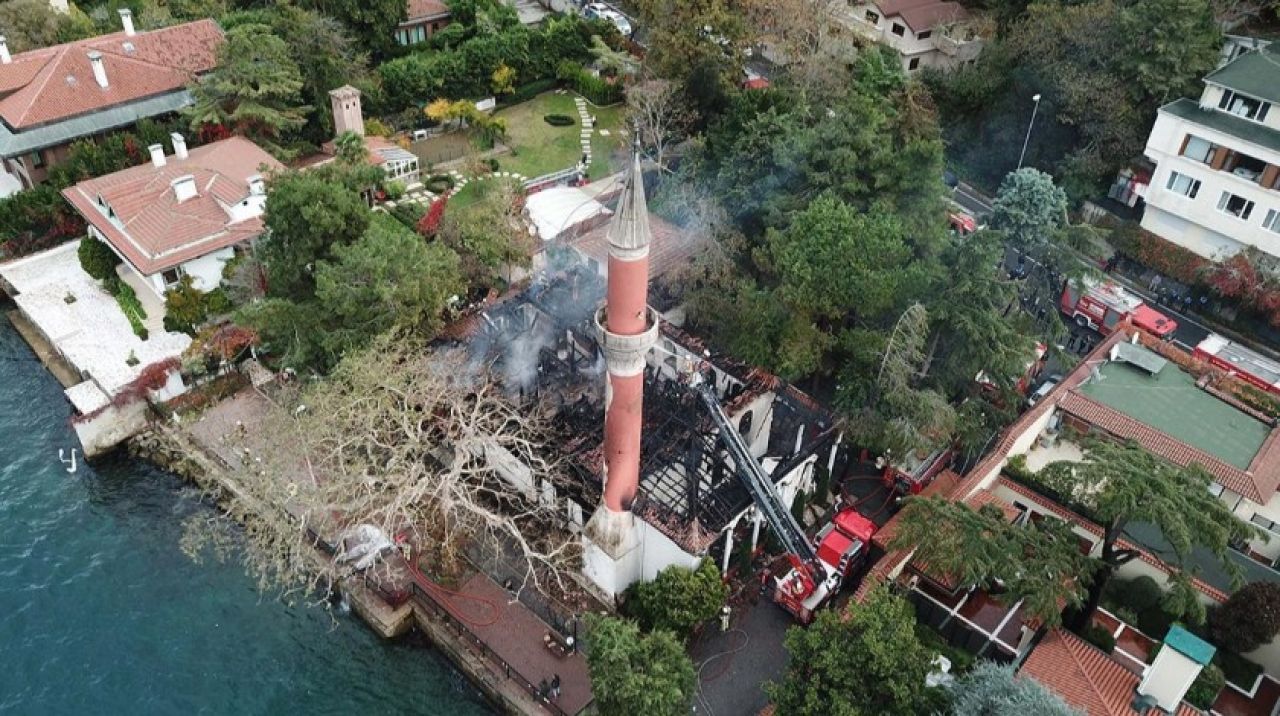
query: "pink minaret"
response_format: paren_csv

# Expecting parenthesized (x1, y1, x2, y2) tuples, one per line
(588, 147, 659, 556)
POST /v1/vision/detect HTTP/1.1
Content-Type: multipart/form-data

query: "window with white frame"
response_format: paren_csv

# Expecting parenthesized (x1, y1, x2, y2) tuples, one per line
(891, 22, 905, 36)
(864, 9, 879, 24)
(917, 29, 932, 40)
(1166, 171, 1201, 198)
(1251, 513, 1280, 536)
(1218, 89, 1271, 122)
(1219, 191, 1256, 220)
(1265, 208, 1280, 234)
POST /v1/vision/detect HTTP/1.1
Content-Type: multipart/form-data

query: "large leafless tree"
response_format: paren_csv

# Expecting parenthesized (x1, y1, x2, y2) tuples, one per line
(627, 78, 695, 173)
(182, 334, 580, 605)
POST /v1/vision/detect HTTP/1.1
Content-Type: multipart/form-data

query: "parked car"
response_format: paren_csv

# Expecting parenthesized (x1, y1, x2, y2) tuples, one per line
(1027, 374, 1062, 407)
(583, 3, 633, 37)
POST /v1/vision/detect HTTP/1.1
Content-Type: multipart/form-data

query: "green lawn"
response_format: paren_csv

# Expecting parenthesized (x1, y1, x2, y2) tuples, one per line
(492, 92, 626, 181)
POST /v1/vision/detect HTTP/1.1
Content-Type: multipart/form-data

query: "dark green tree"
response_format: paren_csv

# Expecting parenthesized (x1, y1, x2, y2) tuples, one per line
(990, 168, 1068, 251)
(1038, 439, 1263, 631)
(257, 167, 372, 302)
(889, 496, 1095, 626)
(221, 5, 373, 143)
(0, 0, 94, 52)
(77, 237, 120, 281)
(928, 228, 1043, 397)
(585, 615, 695, 716)
(633, 0, 747, 94)
(315, 213, 462, 354)
(623, 559, 728, 640)
(298, 0, 405, 59)
(1118, 0, 1222, 104)
(766, 587, 944, 715)
(185, 24, 309, 152)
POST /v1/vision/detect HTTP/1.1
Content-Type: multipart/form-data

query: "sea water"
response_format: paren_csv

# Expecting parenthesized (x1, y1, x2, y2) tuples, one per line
(0, 320, 491, 715)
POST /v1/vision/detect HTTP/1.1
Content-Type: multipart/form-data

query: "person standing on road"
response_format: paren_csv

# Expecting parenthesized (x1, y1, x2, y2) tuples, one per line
(1149, 274, 1162, 292)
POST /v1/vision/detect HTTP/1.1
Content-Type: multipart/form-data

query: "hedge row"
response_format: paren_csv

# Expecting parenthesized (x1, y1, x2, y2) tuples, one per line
(1109, 221, 1208, 285)
(379, 15, 606, 112)
(104, 275, 148, 340)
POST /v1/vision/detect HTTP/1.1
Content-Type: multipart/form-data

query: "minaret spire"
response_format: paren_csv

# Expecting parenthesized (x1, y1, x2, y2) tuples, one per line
(586, 143, 660, 562)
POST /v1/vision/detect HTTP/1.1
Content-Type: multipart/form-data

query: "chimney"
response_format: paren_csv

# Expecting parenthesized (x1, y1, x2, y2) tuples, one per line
(0, 37, 9, 65)
(328, 85, 365, 140)
(148, 144, 165, 168)
(87, 51, 108, 89)
(584, 141, 657, 585)
(118, 8, 135, 37)
(171, 175, 197, 203)
(1135, 625, 1215, 712)
(170, 133, 188, 160)
(247, 174, 265, 196)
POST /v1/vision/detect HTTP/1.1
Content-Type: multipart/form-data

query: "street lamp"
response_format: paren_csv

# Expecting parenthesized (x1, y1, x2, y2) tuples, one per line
(1016, 93, 1042, 171)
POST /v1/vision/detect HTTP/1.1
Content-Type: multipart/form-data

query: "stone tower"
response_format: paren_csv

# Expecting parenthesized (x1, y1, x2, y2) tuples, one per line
(328, 85, 365, 139)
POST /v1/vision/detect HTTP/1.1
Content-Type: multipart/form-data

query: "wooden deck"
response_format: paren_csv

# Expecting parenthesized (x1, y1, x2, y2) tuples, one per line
(447, 572, 593, 715)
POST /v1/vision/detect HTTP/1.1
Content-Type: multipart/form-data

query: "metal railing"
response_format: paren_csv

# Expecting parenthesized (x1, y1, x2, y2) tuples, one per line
(409, 581, 571, 716)
(523, 167, 580, 191)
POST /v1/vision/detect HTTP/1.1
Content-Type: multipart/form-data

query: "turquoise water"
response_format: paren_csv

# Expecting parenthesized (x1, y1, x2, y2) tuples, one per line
(0, 320, 492, 715)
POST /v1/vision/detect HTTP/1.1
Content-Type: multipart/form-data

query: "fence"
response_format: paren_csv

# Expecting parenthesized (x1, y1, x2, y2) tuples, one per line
(409, 581, 570, 716)
(464, 542, 588, 651)
(523, 167, 580, 194)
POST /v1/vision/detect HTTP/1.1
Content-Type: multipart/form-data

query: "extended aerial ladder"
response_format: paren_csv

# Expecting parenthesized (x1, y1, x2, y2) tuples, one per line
(685, 367, 877, 623)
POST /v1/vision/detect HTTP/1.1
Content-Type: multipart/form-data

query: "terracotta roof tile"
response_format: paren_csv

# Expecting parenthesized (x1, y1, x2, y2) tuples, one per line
(1022, 629, 1199, 716)
(405, 0, 450, 21)
(62, 136, 282, 275)
(0, 19, 221, 130)
(572, 212, 707, 281)
(875, 0, 967, 32)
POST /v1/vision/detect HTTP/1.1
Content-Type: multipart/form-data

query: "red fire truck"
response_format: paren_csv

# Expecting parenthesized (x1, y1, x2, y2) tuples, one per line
(976, 342, 1048, 396)
(689, 369, 878, 624)
(1193, 334, 1280, 397)
(881, 448, 953, 496)
(1060, 279, 1177, 339)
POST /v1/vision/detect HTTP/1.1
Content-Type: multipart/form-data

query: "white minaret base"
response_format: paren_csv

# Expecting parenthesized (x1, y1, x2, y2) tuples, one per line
(582, 505, 642, 598)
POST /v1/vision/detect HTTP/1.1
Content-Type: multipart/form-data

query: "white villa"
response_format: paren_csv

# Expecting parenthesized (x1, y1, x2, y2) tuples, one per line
(1141, 46, 1280, 260)
(61, 135, 283, 298)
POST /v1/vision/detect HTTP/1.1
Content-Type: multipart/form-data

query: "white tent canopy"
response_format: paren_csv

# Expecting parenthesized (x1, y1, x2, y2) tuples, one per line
(524, 185, 610, 241)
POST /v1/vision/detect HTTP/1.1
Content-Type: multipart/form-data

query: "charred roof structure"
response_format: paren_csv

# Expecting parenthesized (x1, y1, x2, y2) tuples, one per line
(441, 262, 836, 556)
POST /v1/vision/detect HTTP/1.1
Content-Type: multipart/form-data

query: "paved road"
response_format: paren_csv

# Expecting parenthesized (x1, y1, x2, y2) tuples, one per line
(691, 598, 790, 716)
(1001, 246, 1214, 352)
(952, 182, 994, 220)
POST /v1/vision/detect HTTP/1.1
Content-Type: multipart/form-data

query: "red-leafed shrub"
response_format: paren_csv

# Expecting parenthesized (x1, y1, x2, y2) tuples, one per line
(417, 197, 448, 237)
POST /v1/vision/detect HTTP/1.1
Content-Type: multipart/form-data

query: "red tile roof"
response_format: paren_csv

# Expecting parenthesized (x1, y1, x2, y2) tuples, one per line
(0, 19, 222, 130)
(874, 0, 968, 32)
(62, 136, 283, 275)
(1022, 629, 1199, 716)
(405, 0, 450, 21)
(572, 212, 708, 281)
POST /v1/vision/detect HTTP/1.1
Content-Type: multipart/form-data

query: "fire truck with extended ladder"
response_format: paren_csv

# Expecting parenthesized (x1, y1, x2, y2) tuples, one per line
(686, 367, 878, 624)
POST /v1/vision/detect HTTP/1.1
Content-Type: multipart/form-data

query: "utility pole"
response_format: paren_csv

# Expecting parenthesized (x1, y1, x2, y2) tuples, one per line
(1017, 93, 1042, 171)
